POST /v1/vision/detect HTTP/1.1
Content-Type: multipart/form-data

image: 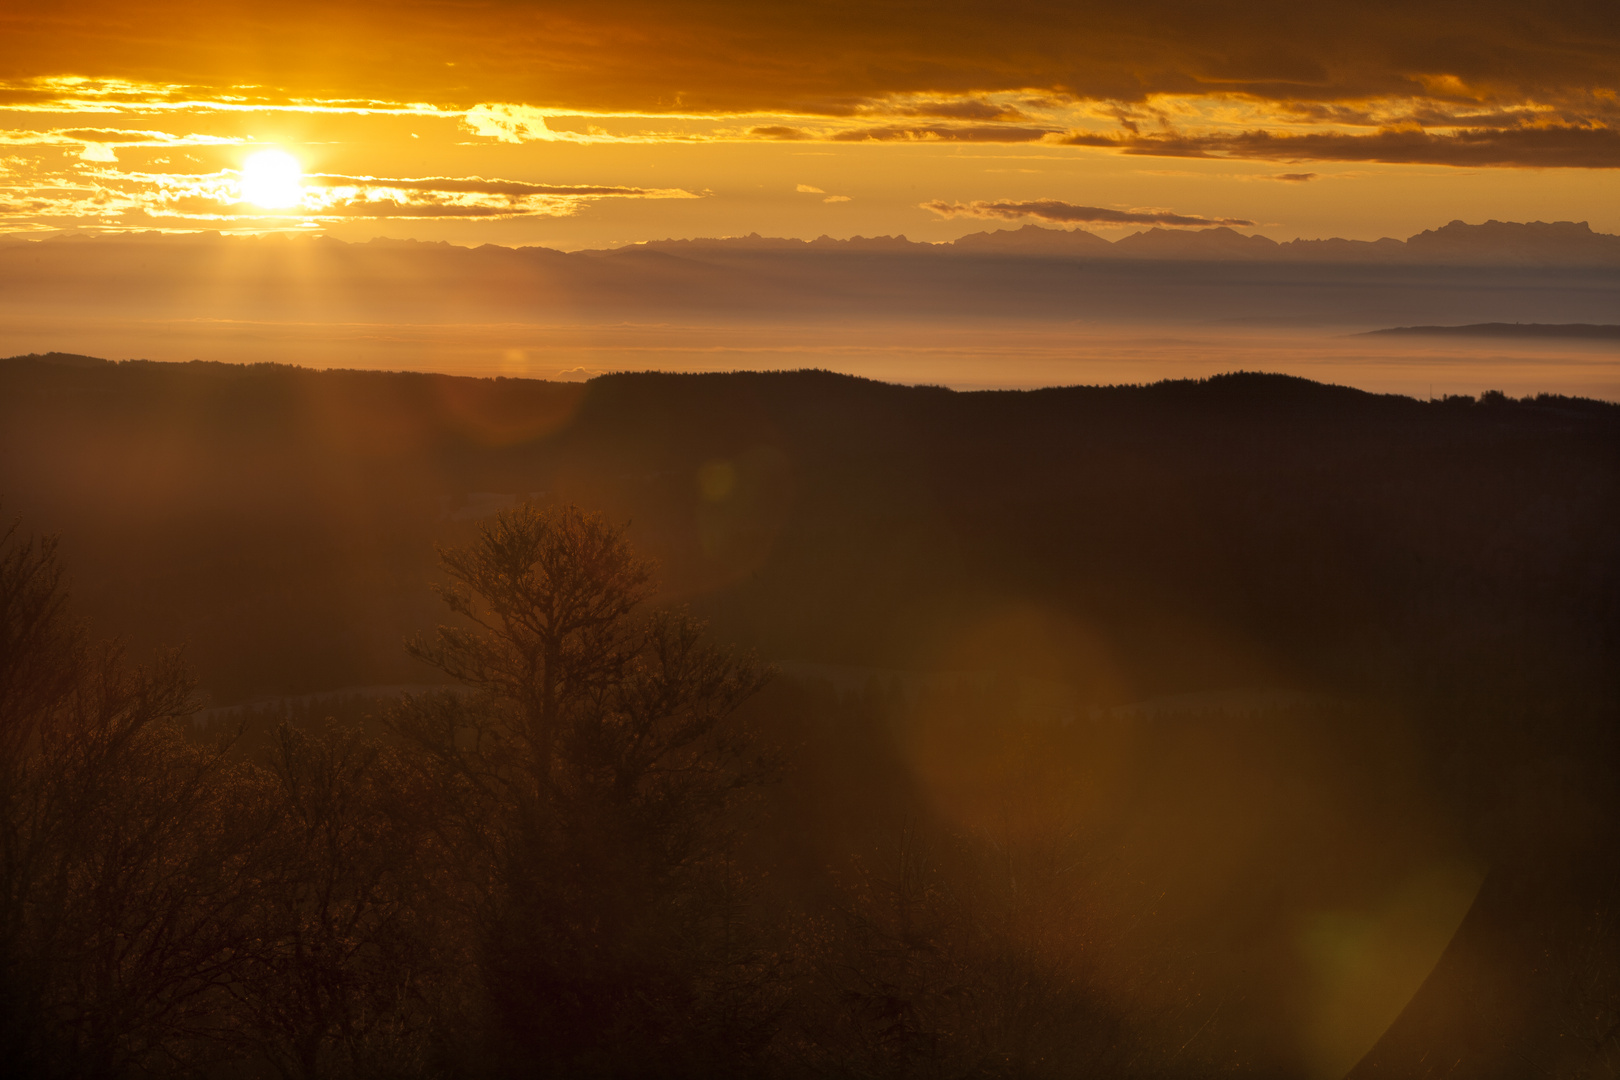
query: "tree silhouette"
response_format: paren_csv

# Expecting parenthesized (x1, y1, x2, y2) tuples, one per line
(230, 721, 449, 1080)
(0, 517, 270, 1079)
(406, 502, 655, 802)
(801, 819, 1123, 1080)
(393, 502, 774, 1075)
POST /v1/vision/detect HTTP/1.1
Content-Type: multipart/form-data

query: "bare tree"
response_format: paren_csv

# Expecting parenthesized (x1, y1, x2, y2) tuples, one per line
(230, 721, 450, 1080)
(0, 517, 272, 1079)
(392, 502, 774, 1075)
(406, 500, 654, 803)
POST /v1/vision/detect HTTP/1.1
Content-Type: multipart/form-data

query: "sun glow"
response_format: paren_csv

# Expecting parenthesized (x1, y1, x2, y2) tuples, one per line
(239, 149, 303, 209)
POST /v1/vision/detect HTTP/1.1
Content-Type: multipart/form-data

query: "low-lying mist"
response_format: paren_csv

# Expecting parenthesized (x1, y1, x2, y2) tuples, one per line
(3, 316, 1616, 400)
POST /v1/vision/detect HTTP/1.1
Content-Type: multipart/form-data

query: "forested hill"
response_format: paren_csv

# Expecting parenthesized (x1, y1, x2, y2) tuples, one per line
(3, 352, 1618, 1077)
(1, 353, 1613, 715)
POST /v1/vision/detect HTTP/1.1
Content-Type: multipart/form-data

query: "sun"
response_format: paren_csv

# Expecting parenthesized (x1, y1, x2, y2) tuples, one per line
(239, 149, 303, 209)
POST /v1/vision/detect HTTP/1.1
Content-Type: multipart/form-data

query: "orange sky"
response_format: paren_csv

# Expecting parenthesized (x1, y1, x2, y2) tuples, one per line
(1, 1, 1616, 247)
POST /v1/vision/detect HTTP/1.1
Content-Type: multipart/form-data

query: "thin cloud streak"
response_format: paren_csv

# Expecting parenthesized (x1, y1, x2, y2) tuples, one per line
(0, 77, 456, 117)
(0, 127, 242, 148)
(308, 174, 681, 199)
(830, 123, 1056, 143)
(923, 199, 1257, 228)
(0, 167, 699, 227)
(1061, 125, 1620, 168)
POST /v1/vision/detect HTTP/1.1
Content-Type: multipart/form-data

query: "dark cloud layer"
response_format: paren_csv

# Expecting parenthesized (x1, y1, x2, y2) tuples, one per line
(2, 1, 1615, 111)
(1063, 125, 1620, 168)
(757, 119, 1620, 168)
(0, 1, 1616, 168)
(923, 200, 1256, 228)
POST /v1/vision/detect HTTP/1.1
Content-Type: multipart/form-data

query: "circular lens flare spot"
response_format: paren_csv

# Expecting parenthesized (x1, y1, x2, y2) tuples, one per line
(240, 150, 303, 209)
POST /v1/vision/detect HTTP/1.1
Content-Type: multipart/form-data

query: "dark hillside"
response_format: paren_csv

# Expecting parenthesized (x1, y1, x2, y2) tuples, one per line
(1, 355, 1613, 711)
(2, 354, 1617, 1075)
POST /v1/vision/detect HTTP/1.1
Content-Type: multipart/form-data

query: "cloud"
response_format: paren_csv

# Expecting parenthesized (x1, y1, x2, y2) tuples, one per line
(309, 174, 678, 199)
(0, 6, 1616, 170)
(1059, 124, 1620, 168)
(796, 183, 848, 202)
(0, 166, 699, 227)
(749, 126, 811, 140)
(0, 127, 241, 149)
(1273, 173, 1318, 182)
(445, 89, 1620, 168)
(874, 97, 1032, 122)
(283, 174, 698, 219)
(462, 104, 560, 143)
(0, 77, 456, 118)
(830, 124, 1055, 143)
(922, 199, 1255, 228)
(1, 1, 1614, 120)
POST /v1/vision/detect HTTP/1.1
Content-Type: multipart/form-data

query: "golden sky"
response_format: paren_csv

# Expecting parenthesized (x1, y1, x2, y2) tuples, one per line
(2, 1, 1616, 246)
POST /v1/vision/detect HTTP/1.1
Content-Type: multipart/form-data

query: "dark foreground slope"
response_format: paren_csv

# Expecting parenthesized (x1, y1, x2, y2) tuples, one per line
(1, 354, 1617, 1076)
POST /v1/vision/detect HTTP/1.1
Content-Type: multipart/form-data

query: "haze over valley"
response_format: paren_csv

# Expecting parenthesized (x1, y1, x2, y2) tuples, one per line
(5, 218, 1617, 397)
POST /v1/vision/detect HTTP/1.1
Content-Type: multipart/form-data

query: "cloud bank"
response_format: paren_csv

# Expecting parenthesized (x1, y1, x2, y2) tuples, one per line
(0, 3, 1614, 169)
(3, 2, 1614, 110)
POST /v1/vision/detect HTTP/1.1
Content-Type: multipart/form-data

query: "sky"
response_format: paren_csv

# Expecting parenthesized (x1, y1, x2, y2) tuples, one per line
(1, 1, 1617, 249)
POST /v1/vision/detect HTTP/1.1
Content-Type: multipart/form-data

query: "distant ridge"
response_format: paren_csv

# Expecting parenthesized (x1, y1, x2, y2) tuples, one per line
(619, 218, 1620, 265)
(4, 218, 1619, 266)
(4, 219, 1617, 331)
(1364, 323, 1620, 340)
